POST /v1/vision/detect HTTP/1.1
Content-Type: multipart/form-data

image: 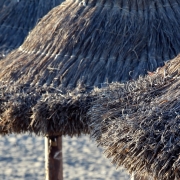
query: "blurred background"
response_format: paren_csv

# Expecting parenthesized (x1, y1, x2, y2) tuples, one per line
(0, 135, 130, 180)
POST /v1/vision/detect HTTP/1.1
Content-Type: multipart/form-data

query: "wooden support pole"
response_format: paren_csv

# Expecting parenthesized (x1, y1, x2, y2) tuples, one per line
(45, 136, 63, 180)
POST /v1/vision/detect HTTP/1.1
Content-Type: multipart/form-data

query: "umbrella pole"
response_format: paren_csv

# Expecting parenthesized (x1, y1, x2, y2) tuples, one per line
(45, 136, 63, 180)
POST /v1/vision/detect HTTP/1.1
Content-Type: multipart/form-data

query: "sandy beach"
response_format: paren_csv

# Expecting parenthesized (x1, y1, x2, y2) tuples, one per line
(0, 134, 130, 180)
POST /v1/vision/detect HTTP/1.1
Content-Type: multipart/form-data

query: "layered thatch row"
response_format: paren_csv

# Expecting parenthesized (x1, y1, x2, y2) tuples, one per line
(1, 0, 180, 85)
(0, 0, 63, 58)
(90, 56, 180, 180)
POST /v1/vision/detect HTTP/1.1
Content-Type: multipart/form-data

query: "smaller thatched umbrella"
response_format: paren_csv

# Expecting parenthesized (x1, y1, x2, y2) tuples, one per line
(0, 0, 63, 59)
(89, 55, 180, 180)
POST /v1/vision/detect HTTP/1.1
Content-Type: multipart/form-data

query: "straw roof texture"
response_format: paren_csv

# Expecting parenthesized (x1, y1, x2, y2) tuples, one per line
(0, 0, 63, 59)
(0, 85, 95, 136)
(90, 56, 180, 180)
(0, 0, 180, 136)
(0, 0, 15, 8)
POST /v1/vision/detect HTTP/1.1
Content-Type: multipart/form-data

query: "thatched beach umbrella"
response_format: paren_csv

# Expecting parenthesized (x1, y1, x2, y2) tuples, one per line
(1, 0, 180, 134)
(90, 55, 180, 180)
(0, 0, 180, 179)
(0, 0, 63, 59)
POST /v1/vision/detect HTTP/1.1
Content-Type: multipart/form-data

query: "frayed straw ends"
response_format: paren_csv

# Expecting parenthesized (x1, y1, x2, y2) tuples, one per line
(30, 93, 92, 136)
(0, 87, 93, 136)
(89, 56, 180, 180)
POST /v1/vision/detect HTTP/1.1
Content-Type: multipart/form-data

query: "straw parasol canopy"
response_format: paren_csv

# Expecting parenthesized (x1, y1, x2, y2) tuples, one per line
(90, 55, 180, 180)
(0, 0, 63, 59)
(0, 0, 180, 137)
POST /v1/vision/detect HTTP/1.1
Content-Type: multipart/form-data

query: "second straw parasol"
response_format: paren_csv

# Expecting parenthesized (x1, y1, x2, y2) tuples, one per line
(0, 0, 64, 58)
(90, 55, 180, 180)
